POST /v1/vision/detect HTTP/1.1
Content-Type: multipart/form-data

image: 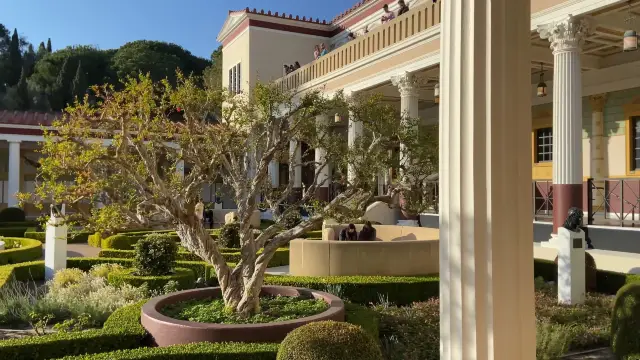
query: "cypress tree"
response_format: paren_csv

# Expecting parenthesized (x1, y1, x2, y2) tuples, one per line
(36, 41, 47, 61)
(52, 57, 71, 110)
(46, 38, 52, 53)
(16, 66, 29, 110)
(7, 29, 23, 86)
(71, 60, 87, 101)
(23, 44, 36, 77)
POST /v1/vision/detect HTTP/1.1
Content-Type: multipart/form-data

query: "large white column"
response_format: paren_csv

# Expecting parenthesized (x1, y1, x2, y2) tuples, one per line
(391, 71, 420, 180)
(590, 94, 607, 213)
(315, 114, 331, 201)
(269, 161, 280, 188)
(7, 141, 21, 208)
(289, 140, 302, 194)
(538, 16, 591, 237)
(347, 110, 363, 183)
(439, 0, 535, 358)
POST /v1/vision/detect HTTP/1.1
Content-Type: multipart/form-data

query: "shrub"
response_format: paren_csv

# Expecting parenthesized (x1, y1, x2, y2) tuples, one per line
(277, 320, 383, 360)
(99, 249, 202, 262)
(217, 222, 240, 248)
(133, 234, 178, 276)
(89, 263, 125, 279)
(612, 283, 640, 358)
(0, 238, 43, 265)
(0, 207, 26, 222)
(45, 271, 147, 325)
(24, 231, 92, 244)
(0, 300, 147, 360)
(536, 322, 572, 360)
(345, 303, 379, 339)
(108, 267, 195, 292)
(23, 231, 46, 242)
(265, 275, 439, 306)
(101, 234, 138, 250)
(88, 232, 102, 247)
(554, 252, 597, 292)
(57, 342, 280, 359)
(50, 268, 85, 290)
(0, 227, 31, 237)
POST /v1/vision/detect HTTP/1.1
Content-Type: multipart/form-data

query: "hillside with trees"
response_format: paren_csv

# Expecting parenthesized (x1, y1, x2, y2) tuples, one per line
(0, 24, 217, 112)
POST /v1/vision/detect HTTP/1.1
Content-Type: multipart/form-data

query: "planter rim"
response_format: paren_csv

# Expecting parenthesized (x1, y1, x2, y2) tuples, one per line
(142, 285, 344, 329)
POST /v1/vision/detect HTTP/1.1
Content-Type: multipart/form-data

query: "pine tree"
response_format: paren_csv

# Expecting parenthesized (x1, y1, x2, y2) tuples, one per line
(46, 38, 52, 53)
(16, 66, 29, 110)
(51, 57, 70, 110)
(23, 44, 36, 77)
(7, 29, 23, 86)
(71, 60, 87, 101)
(36, 41, 47, 61)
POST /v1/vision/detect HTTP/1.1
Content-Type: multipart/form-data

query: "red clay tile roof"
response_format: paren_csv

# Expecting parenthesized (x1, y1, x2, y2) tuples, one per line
(229, 7, 331, 25)
(0, 110, 60, 127)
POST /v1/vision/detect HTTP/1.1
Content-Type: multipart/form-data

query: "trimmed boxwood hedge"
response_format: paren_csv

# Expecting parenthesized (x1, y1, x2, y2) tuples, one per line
(264, 275, 440, 306)
(98, 248, 290, 267)
(57, 343, 279, 359)
(108, 267, 196, 292)
(0, 300, 147, 360)
(100, 230, 220, 250)
(0, 238, 43, 265)
(0, 227, 31, 237)
(24, 231, 92, 244)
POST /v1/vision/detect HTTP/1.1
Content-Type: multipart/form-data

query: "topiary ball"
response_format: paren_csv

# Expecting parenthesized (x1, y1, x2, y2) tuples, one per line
(0, 207, 26, 222)
(554, 251, 597, 292)
(611, 283, 640, 358)
(277, 321, 383, 360)
(217, 222, 240, 248)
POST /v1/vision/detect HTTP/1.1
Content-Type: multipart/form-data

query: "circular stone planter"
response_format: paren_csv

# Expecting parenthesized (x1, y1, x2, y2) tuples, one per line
(141, 286, 345, 346)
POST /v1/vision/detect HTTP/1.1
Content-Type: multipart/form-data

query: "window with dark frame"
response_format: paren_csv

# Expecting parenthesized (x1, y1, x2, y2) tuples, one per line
(228, 63, 241, 94)
(535, 127, 553, 163)
(633, 117, 640, 171)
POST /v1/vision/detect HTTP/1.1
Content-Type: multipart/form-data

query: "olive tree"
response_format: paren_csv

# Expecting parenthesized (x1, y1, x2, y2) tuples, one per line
(22, 73, 437, 316)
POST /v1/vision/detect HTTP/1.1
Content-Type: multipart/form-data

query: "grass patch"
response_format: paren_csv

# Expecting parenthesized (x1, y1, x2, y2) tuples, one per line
(161, 295, 329, 324)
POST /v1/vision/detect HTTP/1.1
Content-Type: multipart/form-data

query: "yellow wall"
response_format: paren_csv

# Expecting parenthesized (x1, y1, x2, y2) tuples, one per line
(248, 27, 328, 87)
(222, 29, 250, 92)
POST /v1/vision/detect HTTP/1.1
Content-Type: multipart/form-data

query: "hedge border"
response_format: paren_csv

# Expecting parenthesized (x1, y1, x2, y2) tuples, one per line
(24, 231, 92, 244)
(0, 237, 43, 265)
(107, 267, 195, 291)
(98, 248, 290, 267)
(0, 300, 147, 360)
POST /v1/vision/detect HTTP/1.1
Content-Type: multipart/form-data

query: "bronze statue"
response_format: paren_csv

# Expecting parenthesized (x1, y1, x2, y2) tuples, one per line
(562, 207, 583, 232)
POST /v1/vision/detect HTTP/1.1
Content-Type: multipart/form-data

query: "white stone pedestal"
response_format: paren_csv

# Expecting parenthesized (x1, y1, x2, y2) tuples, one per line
(557, 227, 586, 305)
(0, 240, 4, 250)
(540, 233, 560, 249)
(214, 202, 223, 210)
(45, 214, 68, 281)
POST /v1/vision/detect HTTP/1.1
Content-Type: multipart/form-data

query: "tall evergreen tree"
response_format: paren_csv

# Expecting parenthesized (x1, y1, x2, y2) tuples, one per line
(71, 60, 87, 101)
(46, 38, 52, 53)
(23, 44, 36, 77)
(36, 41, 47, 61)
(7, 29, 23, 86)
(16, 66, 29, 110)
(51, 57, 71, 110)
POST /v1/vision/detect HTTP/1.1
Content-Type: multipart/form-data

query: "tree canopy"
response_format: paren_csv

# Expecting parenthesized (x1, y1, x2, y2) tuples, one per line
(0, 24, 212, 112)
(23, 72, 438, 317)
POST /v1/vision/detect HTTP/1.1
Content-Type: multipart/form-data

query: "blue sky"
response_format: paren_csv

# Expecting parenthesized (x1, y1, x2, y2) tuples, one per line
(1, 0, 356, 59)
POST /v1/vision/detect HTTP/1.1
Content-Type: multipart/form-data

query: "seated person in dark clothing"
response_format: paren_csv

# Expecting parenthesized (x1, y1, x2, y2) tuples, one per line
(339, 223, 358, 241)
(397, 0, 409, 15)
(358, 221, 377, 241)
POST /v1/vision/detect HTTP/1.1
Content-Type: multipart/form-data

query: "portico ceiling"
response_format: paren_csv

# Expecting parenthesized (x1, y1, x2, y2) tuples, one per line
(530, 0, 640, 74)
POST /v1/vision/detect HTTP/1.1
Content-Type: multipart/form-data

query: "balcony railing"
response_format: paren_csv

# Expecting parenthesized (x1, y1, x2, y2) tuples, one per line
(276, 0, 442, 92)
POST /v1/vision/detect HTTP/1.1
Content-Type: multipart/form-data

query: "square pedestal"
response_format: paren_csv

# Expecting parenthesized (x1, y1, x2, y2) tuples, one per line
(557, 227, 586, 305)
(45, 219, 68, 281)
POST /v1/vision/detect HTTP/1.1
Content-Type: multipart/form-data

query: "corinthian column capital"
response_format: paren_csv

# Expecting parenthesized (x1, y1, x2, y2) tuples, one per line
(537, 15, 593, 53)
(589, 93, 607, 113)
(391, 71, 420, 97)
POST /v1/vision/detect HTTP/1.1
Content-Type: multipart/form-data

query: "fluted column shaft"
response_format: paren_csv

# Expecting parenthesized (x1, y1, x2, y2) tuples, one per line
(538, 15, 591, 234)
(590, 94, 607, 212)
(439, 0, 535, 358)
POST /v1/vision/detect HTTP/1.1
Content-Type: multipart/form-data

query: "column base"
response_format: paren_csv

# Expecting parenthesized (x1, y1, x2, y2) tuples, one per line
(552, 183, 583, 234)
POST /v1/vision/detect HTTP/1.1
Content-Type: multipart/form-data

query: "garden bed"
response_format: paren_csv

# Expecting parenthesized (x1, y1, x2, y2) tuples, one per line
(141, 286, 345, 346)
(0, 238, 43, 265)
(107, 268, 195, 292)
